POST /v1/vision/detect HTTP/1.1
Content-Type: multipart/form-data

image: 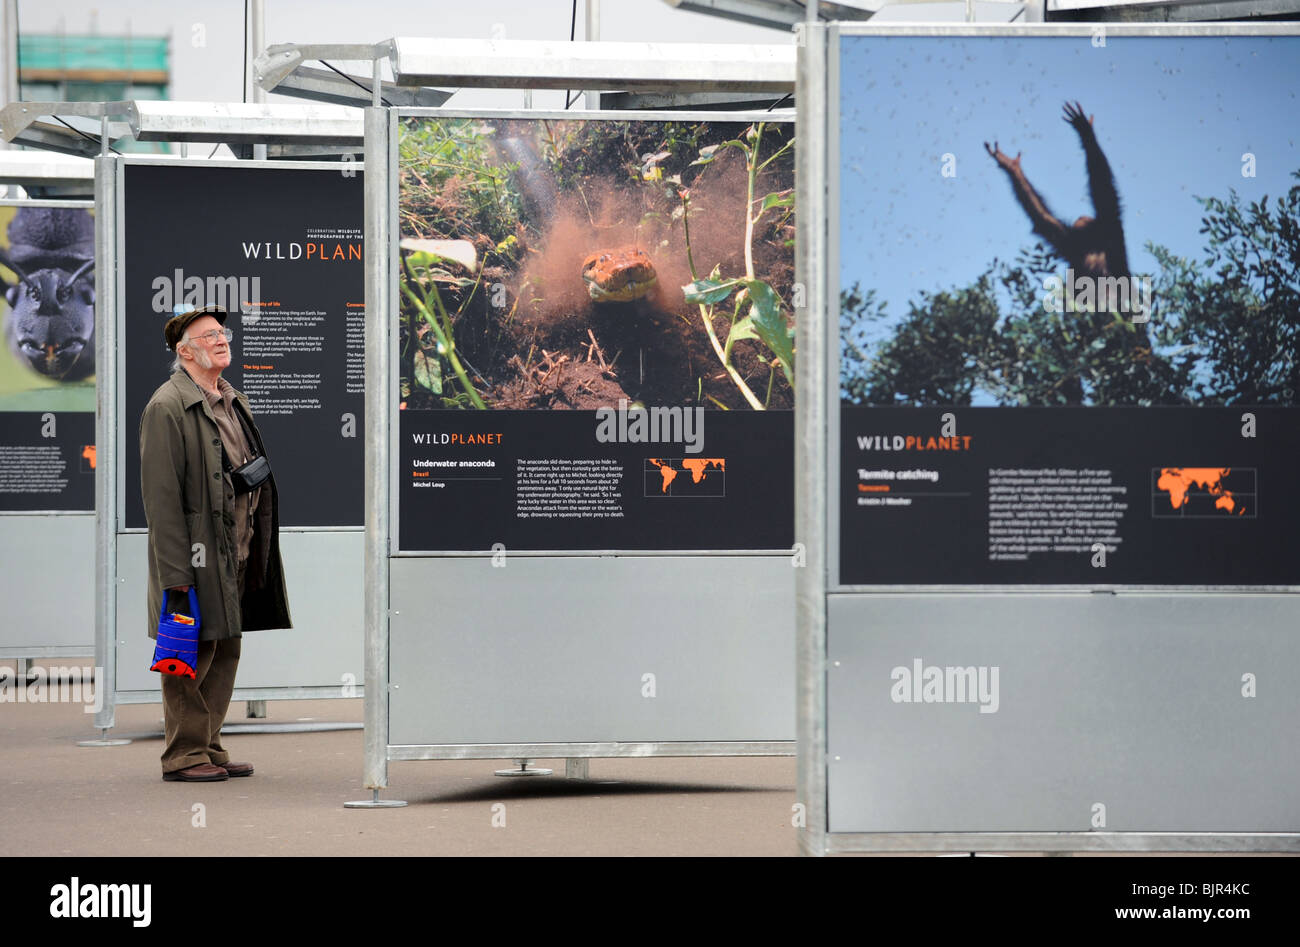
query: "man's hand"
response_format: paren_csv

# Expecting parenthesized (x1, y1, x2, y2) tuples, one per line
(165, 586, 193, 617)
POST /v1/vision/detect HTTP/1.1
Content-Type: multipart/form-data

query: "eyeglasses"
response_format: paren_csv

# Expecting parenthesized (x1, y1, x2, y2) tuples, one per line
(188, 328, 234, 344)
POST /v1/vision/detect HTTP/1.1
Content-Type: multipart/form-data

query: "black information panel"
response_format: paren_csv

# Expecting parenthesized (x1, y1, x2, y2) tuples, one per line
(0, 203, 96, 511)
(123, 163, 364, 528)
(835, 34, 1299, 587)
(839, 407, 1298, 585)
(395, 115, 796, 552)
(399, 409, 792, 551)
(0, 411, 95, 511)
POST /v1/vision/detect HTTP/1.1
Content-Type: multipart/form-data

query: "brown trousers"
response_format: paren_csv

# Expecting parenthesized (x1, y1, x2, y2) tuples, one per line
(160, 636, 242, 773)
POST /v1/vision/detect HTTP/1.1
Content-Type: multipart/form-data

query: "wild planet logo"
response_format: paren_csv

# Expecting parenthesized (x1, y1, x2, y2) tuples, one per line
(857, 434, 973, 452)
(241, 241, 362, 261)
(890, 659, 1000, 714)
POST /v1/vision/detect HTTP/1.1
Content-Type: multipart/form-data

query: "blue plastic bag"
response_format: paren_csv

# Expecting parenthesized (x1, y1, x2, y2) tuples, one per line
(151, 588, 201, 679)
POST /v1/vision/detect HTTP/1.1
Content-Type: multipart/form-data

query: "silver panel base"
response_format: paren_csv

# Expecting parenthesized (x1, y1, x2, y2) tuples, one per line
(0, 514, 95, 655)
(388, 556, 795, 746)
(495, 760, 553, 777)
(826, 833, 1300, 854)
(390, 741, 795, 761)
(115, 686, 364, 705)
(345, 790, 408, 809)
(826, 594, 1300, 834)
(114, 530, 364, 693)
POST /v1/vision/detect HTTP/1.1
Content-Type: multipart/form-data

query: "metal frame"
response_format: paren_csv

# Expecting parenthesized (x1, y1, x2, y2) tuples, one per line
(254, 43, 450, 109)
(93, 148, 119, 731)
(1, 100, 365, 160)
(389, 107, 792, 559)
(389, 38, 794, 93)
(111, 153, 369, 521)
(1047, 0, 1300, 13)
(796, 20, 1300, 856)
(365, 103, 799, 790)
(389, 742, 794, 761)
(824, 23, 1300, 596)
(0, 155, 93, 191)
(115, 685, 357, 704)
(0, 101, 131, 158)
(256, 38, 794, 107)
(0, 196, 91, 208)
(91, 153, 371, 732)
(0, 190, 94, 658)
(126, 101, 362, 146)
(362, 105, 393, 791)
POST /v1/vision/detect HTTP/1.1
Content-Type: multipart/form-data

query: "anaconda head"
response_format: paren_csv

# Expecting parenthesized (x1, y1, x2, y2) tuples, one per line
(581, 247, 657, 303)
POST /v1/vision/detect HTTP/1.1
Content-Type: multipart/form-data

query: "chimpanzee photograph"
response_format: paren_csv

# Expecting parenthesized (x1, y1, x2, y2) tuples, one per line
(984, 102, 1129, 282)
(838, 37, 1298, 409)
(0, 205, 97, 410)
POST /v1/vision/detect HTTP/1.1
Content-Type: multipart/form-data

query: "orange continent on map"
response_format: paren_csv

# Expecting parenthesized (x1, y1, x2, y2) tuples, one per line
(681, 458, 725, 484)
(1156, 467, 1231, 510)
(648, 458, 677, 493)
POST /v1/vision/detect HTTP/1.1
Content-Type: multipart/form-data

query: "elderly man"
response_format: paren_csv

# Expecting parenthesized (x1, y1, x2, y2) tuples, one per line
(140, 304, 291, 782)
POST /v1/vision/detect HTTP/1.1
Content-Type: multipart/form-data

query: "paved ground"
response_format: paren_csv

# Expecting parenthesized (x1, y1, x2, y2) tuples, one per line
(1, 661, 798, 856)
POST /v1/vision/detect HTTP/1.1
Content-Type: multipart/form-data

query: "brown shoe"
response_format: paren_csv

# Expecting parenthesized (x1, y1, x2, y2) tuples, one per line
(218, 760, 254, 777)
(162, 762, 229, 782)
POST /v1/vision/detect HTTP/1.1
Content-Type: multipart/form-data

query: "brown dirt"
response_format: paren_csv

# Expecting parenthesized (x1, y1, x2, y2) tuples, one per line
(402, 122, 795, 412)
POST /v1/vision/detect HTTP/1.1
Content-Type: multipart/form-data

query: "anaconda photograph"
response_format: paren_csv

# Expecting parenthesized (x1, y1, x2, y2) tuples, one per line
(397, 116, 795, 411)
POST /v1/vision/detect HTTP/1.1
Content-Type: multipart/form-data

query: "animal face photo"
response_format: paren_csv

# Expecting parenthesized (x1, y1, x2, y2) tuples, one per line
(0, 205, 97, 411)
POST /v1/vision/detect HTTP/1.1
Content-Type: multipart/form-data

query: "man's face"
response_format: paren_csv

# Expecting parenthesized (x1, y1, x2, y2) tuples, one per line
(181, 315, 231, 372)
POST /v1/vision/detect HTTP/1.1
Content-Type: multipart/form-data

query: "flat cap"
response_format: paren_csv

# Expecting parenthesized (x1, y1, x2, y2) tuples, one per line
(164, 305, 227, 351)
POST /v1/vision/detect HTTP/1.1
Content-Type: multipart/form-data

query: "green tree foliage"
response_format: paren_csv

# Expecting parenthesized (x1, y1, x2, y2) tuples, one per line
(1149, 173, 1300, 405)
(843, 173, 1300, 407)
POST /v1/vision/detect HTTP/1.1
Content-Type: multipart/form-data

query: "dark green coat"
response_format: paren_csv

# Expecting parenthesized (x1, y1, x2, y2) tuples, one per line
(140, 370, 291, 640)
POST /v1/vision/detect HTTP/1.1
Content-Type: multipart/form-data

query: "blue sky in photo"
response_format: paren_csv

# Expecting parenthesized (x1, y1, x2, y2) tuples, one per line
(837, 34, 1300, 326)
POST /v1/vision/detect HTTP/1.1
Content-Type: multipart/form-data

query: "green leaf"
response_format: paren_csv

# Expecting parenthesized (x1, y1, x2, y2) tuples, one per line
(741, 278, 795, 386)
(726, 315, 759, 345)
(691, 144, 720, 166)
(683, 276, 743, 306)
(758, 189, 794, 214)
(413, 350, 442, 394)
(690, 140, 746, 167)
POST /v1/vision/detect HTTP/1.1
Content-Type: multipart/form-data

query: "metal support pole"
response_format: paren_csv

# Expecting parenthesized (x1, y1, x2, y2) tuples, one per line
(794, 19, 828, 855)
(246, 0, 267, 161)
(564, 758, 589, 780)
(349, 101, 406, 809)
(82, 144, 130, 748)
(1, 0, 18, 186)
(245, 700, 267, 718)
(347, 107, 407, 808)
(584, 0, 601, 110)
